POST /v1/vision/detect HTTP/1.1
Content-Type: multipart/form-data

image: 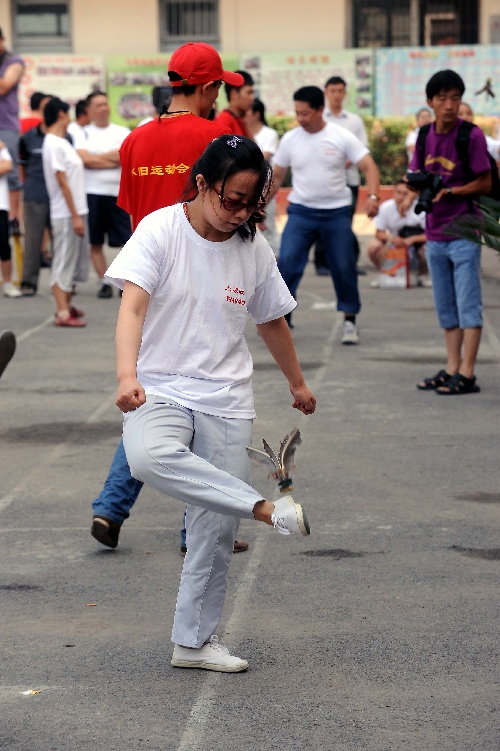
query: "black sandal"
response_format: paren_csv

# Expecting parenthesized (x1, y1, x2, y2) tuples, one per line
(436, 372, 480, 395)
(416, 369, 452, 391)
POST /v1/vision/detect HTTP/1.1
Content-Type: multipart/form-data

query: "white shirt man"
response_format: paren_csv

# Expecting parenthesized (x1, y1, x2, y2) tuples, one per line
(73, 91, 131, 298)
(271, 85, 380, 343)
(367, 180, 430, 287)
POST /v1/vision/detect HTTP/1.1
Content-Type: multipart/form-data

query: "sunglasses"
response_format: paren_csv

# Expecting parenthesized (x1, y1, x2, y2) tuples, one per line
(214, 188, 266, 214)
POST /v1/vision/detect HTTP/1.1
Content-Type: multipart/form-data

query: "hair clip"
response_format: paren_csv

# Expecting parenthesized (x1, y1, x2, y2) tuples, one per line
(227, 135, 243, 148)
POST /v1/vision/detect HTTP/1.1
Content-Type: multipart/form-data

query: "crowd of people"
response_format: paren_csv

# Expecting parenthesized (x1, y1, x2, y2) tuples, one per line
(1, 28, 497, 670)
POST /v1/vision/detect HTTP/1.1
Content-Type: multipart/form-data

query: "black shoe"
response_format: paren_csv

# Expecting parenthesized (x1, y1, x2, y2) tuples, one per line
(356, 267, 367, 276)
(0, 331, 16, 378)
(315, 266, 329, 276)
(9, 218, 21, 237)
(97, 283, 113, 299)
(21, 283, 37, 296)
(91, 516, 121, 548)
(284, 312, 294, 329)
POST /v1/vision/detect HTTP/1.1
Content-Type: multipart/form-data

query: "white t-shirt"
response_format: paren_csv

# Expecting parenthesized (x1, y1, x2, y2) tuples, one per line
(405, 128, 419, 161)
(486, 135, 500, 161)
(72, 122, 130, 196)
(0, 145, 12, 211)
(273, 122, 369, 209)
(373, 197, 425, 235)
(67, 121, 88, 145)
(105, 203, 296, 419)
(254, 125, 279, 158)
(323, 108, 367, 187)
(42, 133, 88, 219)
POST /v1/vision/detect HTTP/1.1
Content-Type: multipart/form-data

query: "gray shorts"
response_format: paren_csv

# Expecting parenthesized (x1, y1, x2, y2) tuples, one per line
(50, 216, 90, 292)
(0, 129, 22, 191)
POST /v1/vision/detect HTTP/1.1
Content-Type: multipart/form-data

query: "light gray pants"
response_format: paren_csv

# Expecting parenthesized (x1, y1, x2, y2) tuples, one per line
(123, 395, 263, 647)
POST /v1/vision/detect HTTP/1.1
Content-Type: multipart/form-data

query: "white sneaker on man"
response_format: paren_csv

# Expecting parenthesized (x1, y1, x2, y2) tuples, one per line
(2, 282, 22, 298)
(341, 320, 359, 345)
(271, 495, 310, 536)
(171, 635, 248, 672)
(417, 275, 433, 288)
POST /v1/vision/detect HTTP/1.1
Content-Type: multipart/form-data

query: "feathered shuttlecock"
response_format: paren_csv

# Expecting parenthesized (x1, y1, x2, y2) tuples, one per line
(246, 427, 302, 493)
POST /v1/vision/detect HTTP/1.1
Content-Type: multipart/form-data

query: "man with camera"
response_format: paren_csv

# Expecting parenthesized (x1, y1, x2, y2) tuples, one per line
(408, 70, 491, 395)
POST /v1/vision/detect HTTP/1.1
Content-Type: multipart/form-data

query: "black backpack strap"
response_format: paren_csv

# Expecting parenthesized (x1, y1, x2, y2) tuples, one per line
(415, 123, 432, 169)
(456, 120, 475, 184)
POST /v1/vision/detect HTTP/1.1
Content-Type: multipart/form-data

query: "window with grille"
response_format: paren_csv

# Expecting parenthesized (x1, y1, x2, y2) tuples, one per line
(352, 0, 411, 48)
(12, 1, 71, 52)
(352, 0, 478, 48)
(159, 1, 219, 50)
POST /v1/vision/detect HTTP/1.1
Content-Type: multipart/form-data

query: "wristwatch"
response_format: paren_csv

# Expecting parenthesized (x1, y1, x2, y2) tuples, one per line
(367, 193, 380, 201)
(445, 187, 453, 196)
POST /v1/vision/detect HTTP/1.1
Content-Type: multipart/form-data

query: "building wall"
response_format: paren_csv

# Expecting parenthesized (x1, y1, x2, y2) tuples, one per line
(72, 0, 158, 54)
(219, 0, 347, 52)
(2, 0, 498, 54)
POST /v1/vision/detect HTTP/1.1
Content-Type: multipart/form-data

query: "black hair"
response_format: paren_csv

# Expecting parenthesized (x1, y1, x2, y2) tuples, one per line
(293, 85, 324, 110)
(325, 76, 346, 88)
(426, 69, 465, 99)
(250, 98, 268, 126)
(43, 97, 69, 127)
(152, 85, 172, 115)
(30, 91, 48, 111)
(167, 71, 197, 98)
(224, 70, 254, 102)
(86, 89, 107, 105)
(182, 135, 272, 241)
(75, 99, 88, 118)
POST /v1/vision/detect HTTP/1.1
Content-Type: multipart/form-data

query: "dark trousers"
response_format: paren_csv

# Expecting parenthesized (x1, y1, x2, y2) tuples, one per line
(314, 186, 359, 268)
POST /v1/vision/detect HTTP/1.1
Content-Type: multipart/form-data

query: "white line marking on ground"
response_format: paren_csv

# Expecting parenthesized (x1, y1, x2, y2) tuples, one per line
(16, 316, 54, 342)
(175, 314, 341, 751)
(175, 535, 266, 751)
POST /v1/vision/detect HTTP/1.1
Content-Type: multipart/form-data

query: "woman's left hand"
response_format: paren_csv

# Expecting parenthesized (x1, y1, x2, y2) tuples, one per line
(290, 384, 316, 415)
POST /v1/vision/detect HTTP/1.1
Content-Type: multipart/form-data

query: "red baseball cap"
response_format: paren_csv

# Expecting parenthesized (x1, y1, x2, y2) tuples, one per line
(168, 43, 244, 87)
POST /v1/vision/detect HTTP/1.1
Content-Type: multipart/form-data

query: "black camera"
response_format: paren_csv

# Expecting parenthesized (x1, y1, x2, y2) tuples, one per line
(405, 170, 444, 214)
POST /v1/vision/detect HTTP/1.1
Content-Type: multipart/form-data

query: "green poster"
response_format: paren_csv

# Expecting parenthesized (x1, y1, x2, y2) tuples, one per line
(106, 53, 242, 128)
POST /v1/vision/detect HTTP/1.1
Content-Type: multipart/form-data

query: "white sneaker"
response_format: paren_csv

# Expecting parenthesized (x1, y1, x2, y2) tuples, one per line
(341, 320, 359, 345)
(271, 495, 310, 536)
(311, 300, 337, 311)
(171, 635, 248, 672)
(3, 282, 22, 298)
(417, 275, 433, 288)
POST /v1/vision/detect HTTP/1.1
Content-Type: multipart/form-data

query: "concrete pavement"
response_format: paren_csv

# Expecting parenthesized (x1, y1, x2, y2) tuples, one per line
(0, 243, 499, 751)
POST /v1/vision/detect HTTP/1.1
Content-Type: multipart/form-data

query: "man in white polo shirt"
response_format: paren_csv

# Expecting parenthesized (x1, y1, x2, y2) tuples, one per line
(73, 91, 131, 298)
(272, 85, 380, 343)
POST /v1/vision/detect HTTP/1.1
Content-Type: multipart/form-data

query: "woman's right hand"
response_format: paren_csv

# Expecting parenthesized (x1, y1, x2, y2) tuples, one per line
(116, 378, 146, 413)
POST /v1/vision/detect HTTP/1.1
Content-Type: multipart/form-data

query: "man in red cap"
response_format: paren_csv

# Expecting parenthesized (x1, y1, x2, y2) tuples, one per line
(91, 43, 249, 556)
(117, 42, 244, 230)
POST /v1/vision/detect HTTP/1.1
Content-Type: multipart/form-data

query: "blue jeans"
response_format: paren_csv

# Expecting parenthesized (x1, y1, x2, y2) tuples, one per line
(426, 238, 482, 329)
(91, 441, 202, 548)
(278, 203, 360, 314)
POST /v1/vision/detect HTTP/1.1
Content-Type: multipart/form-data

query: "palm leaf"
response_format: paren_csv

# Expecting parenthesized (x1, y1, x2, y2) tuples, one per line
(444, 197, 500, 253)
